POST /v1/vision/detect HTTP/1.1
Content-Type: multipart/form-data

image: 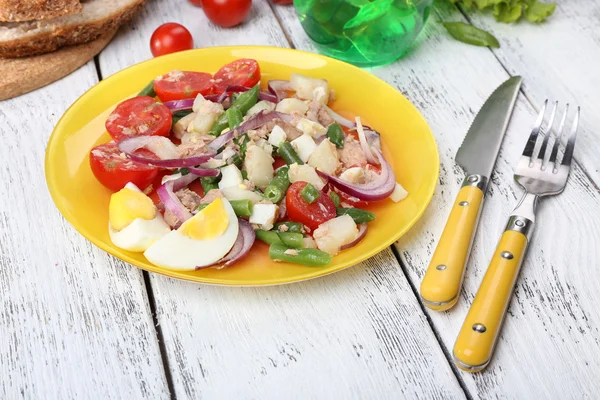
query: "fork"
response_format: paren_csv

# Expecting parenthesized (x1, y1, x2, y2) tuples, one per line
(452, 100, 580, 372)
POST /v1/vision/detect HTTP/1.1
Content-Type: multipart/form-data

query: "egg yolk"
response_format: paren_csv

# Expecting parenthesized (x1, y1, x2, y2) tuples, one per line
(180, 197, 229, 240)
(109, 188, 156, 231)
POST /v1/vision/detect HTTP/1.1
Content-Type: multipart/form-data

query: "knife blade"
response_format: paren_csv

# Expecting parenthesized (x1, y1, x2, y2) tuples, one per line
(420, 76, 522, 311)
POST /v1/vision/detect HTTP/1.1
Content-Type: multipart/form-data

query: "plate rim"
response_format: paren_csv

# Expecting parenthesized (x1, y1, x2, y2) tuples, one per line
(45, 45, 440, 286)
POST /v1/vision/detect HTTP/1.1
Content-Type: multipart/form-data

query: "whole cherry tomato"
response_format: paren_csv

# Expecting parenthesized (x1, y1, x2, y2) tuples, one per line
(150, 23, 193, 57)
(202, 0, 252, 28)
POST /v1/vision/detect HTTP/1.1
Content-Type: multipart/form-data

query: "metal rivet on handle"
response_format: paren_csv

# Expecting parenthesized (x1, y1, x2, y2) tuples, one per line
(436, 265, 447, 270)
(472, 323, 487, 333)
(459, 201, 469, 206)
(515, 220, 525, 227)
(468, 176, 478, 183)
(501, 251, 514, 260)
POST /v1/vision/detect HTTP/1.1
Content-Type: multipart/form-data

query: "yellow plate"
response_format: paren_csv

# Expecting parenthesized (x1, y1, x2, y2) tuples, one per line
(46, 46, 439, 286)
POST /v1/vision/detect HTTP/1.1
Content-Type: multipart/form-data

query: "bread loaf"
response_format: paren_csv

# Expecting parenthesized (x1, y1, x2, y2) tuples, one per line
(0, 0, 82, 22)
(0, 0, 147, 58)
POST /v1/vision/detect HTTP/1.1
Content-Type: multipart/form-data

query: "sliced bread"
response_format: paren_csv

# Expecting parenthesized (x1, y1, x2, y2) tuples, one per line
(0, 0, 82, 22)
(0, 0, 147, 58)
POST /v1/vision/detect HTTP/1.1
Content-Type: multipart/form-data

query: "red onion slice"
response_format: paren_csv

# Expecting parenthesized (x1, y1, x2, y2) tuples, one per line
(198, 218, 256, 270)
(323, 105, 355, 128)
(341, 223, 368, 250)
(316, 148, 395, 201)
(268, 80, 293, 102)
(204, 92, 229, 103)
(163, 98, 194, 113)
(356, 116, 378, 164)
(168, 172, 199, 191)
(187, 166, 220, 177)
(118, 136, 216, 168)
(207, 111, 294, 151)
(157, 180, 193, 223)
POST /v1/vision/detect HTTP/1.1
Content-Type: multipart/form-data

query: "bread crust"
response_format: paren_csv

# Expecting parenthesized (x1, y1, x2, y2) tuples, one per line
(0, 0, 82, 22)
(0, 0, 146, 58)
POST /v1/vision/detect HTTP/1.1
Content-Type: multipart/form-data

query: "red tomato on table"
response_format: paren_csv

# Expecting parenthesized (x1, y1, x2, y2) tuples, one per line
(213, 59, 260, 93)
(150, 23, 194, 57)
(154, 71, 214, 101)
(90, 142, 159, 191)
(202, 0, 252, 28)
(105, 96, 172, 142)
(286, 181, 336, 231)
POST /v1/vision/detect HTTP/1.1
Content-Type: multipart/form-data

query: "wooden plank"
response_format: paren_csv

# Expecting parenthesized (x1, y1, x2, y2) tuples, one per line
(273, 1, 600, 398)
(461, 0, 600, 186)
(98, 1, 467, 398)
(0, 63, 170, 398)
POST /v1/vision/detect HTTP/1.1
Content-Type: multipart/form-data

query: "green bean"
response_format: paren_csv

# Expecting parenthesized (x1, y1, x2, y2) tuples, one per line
(226, 107, 244, 130)
(234, 134, 250, 158)
(138, 80, 156, 97)
(229, 200, 253, 217)
(232, 85, 259, 116)
(328, 191, 341, 207)
(200, 176, 219, 194)
(442, 22, 500, 48)
(300, 183, 320, 204)
(230, 154, 243, 169)
(256, 230, 283, 246)
(336, 207, 376, 224)
(326, 123, 345, 148)
(277, 142, 304, 165)
(277, 232, 304, 249)
(209, 114, 229, 136)
(264, 175, 290, 204)
(172, 109, 193, 125)
(274, 222, 304, 233)
(269, 244, 332, 267)
(241, 169, 248, 180)
(275, 165, 289, 178)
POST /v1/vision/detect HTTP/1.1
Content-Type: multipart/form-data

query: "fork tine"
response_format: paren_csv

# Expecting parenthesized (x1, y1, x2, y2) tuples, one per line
(561, 106, 580, 166)
(538, 101, 558, 163)
(549, 103, 569, 165)
(523, 99, 547, 159)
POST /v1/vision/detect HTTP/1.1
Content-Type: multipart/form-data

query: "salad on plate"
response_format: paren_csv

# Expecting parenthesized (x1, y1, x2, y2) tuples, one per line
(89, 58, 408, 271)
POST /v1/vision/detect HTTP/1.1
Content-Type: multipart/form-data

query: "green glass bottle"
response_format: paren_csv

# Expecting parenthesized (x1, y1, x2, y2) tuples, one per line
(294, 0, 433, 67)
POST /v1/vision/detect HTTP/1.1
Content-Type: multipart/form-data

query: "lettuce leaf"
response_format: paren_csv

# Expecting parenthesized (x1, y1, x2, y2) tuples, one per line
(448, 0, 556, 23)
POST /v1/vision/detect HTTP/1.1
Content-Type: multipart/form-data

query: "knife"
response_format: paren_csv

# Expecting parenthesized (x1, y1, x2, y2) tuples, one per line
(420, 76, 522, 311)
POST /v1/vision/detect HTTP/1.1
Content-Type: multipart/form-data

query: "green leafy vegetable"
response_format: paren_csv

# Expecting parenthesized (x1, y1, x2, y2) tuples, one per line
(447, 0, 555, 24)
(443, 22, 500, 48)
(444, 0, 556, 47)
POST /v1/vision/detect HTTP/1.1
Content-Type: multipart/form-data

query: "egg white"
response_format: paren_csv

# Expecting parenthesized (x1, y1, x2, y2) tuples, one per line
(143, 198, 239, 271)
(108, 183, 171, 252)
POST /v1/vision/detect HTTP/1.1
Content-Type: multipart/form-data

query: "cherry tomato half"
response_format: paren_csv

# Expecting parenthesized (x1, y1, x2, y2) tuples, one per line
(202, 0, 252, 28)
(213, 58, 260, 94)
(90, 141, 159, 191)
(286, 181, 336, 231)
(153, 71, 214, 101)
(105, 96, 172, 142)
(150, 22, 194, 57)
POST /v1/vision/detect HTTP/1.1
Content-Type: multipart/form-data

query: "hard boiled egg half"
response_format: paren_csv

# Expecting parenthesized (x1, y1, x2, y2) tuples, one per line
(144, 197, 239, 271)
(109, 183, 171, 252)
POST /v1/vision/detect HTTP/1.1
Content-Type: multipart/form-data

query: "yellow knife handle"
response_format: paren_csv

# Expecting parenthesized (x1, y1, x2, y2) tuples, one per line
(453, 217, 532, 372)
(420, 175, 486, 311)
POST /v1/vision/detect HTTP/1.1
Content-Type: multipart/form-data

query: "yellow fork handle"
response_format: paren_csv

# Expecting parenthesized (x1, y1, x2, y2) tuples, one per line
(420, 183, 485, 311)
(453, 229, 529, 372)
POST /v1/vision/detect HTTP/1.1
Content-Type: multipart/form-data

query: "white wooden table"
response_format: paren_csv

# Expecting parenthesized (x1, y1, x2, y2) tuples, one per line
(2, 0, 599, 398)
